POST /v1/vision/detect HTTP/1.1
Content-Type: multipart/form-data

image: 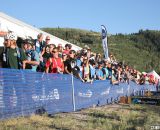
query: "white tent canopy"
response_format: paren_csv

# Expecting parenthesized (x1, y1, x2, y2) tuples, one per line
(0, 12, 82, 51)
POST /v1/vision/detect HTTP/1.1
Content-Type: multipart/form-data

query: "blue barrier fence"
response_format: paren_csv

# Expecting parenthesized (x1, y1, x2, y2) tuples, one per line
(0, 68, 156, 120)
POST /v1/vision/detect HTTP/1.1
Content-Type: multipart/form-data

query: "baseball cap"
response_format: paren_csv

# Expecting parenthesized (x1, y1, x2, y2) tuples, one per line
(4, 32, 17, 41)
(25, 39, 34, 46)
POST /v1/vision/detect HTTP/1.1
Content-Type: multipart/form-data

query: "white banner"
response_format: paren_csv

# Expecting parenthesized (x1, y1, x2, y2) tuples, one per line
(101, 25, 108, 59)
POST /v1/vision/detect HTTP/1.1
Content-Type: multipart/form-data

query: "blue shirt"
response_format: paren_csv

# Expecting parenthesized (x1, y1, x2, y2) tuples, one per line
(26, 50, 40, 72)
(96, 68, 104, 80)
(76, 59, 82, 67)
(35, 40, 45, 54)
(103, 67, 109, 79)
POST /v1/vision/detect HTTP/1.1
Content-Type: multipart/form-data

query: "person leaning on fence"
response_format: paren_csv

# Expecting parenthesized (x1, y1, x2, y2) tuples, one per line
(64, 50, 84, 81)
(96, 62, 106, 80)
(64, 50, 77, 74)
(23, 39, 40, 72)
(111, 64, 119, 85)
(45, 48, 64, 73)
(103, 59, 111, 79)
(40, 45, 52, 71)
(76, 55, 84, 80)
(2, 32, 27, 69)
(89, 60, 96, 81)
(82, 57, 91, 82)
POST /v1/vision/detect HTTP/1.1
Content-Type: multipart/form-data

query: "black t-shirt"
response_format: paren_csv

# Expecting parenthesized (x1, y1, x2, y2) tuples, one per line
(43, 52, 51, 63)
(64, 58, 77, 73)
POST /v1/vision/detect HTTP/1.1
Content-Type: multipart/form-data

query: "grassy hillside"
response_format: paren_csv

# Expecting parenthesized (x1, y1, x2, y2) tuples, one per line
(42, 28, 160, 73)
(1, 104, 160, 130)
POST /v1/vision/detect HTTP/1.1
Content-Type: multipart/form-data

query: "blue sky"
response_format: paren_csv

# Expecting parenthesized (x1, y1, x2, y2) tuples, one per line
(0, 0, 160, 34)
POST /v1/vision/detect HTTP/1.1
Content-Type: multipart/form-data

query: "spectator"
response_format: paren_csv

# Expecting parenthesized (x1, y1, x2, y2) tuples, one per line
(89, 60, 96, 81)
(64, 50, 77, 74)
(34, 33, 45, 55)
(103, 59, 111, 79)
(45, 36, 50, 45)
(2, 32, 27, 69)
(49, 44, 56, 54)
(76, 55, 84, 79)
(39, 45, 52, 72)
(109, 54, 117, 64)
(82, 57, 90, 82)
(62, 53, 68, 62)
(41, 35, 51, 56)
(86, 47, 91, 59)
(22, 40, 28, 52)
(57, 43, 63, 58)
(43, 45, 52, 62)
(96, 62, 105, 80)
(95, 53, 102, 63)
(63, 44, 71, 55)
(64, 50, 84, 81)
(23, 39, 40, 72)
(111, 65, 119, 85)
(45, 48, 64, 73)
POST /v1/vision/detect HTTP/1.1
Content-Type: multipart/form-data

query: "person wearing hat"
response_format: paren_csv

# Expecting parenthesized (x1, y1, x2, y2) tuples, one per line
(2, 32, 27, 69)
(23, 39, 40, 72)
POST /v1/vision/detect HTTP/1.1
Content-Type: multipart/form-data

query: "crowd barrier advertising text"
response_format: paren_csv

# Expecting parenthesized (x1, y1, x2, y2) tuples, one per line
(0, 68, 156, 119)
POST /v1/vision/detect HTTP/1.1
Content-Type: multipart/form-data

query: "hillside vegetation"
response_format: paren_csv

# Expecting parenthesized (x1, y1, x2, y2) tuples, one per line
(42, 28, 160, 73)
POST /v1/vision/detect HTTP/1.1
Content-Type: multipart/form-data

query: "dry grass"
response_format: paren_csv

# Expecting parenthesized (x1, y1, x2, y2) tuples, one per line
(0, 104, 160, 130)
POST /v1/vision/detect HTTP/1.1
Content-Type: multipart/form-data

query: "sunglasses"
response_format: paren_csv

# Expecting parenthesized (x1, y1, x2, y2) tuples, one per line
(46, 39, 50, 40)
(53, 51, 58, 53)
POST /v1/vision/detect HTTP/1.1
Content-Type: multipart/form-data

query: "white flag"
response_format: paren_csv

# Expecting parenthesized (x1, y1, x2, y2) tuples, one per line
(101, 25, 108, 59)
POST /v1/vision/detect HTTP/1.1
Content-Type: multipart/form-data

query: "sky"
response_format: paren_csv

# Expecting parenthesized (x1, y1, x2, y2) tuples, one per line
(0, 0, 160, 34)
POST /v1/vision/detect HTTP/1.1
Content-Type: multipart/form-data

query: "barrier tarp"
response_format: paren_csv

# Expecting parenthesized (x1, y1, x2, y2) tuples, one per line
(0, 68, 156, 119)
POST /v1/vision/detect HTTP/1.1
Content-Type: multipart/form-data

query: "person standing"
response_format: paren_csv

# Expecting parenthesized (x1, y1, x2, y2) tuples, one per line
(2, 32, 27, 69)
(45, 48, 64, 73)
(34, 33, 45, 55)
(23, 39, 40, 72)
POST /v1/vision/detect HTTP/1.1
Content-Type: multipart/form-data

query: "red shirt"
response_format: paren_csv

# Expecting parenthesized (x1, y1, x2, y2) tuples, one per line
(63, 50, 70, 55)
(46, 58, 64, 73)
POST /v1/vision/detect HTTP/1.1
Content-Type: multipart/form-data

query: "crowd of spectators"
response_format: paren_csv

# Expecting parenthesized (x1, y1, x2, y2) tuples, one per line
(1, 32, 158, 85)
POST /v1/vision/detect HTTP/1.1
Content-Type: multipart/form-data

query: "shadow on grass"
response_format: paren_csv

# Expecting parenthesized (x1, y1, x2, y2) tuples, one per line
(49, 124, 70, 130)
(88, 112, 120, 121)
